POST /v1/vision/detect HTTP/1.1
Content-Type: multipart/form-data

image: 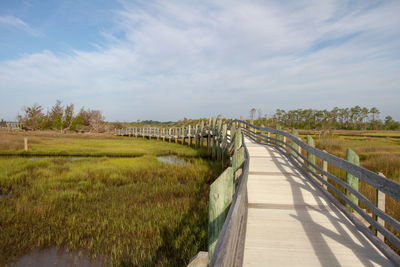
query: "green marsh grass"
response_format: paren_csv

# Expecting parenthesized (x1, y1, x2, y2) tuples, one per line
(0, 132, 221, 266)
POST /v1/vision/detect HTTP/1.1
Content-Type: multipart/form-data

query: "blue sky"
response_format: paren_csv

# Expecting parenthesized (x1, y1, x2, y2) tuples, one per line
(0, 0, 399, 121)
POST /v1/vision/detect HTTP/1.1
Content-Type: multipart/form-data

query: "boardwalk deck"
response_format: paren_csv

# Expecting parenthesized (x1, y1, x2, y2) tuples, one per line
(242, 137, 394, 267)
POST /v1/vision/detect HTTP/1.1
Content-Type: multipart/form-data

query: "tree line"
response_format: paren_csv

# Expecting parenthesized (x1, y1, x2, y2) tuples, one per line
(16, 100, 105, 132)
(249, 106, 400, 130)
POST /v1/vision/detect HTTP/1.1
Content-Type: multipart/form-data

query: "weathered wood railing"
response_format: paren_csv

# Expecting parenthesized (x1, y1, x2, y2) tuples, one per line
(116, 119, 249, 266)
(116, 119, 400, 266)
(238, 120, 400, 265)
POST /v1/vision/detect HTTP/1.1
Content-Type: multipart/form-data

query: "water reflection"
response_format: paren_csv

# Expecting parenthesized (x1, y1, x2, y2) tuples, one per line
(12, 247, 107, 267)
(157, 155, 186, 166)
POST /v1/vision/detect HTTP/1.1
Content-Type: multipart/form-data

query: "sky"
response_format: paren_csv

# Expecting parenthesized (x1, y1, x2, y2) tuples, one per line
(0, 0, 399, 122)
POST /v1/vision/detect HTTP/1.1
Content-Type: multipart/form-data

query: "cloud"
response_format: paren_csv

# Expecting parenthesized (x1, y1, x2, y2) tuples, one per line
(0, 15, 43, 37)
(0, 1, 399, 121)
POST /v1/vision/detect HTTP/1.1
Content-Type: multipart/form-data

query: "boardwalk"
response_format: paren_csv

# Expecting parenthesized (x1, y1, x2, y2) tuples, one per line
(242, 137, 394, 266)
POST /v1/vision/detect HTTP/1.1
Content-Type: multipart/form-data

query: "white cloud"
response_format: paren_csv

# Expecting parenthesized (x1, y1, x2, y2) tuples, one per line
(0, 1, 400, 121)
(0, 15, 43, 37)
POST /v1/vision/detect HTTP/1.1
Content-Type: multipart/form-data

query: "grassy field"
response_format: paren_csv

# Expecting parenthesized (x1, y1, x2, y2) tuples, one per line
(296, 130, 400, 253)
(0, 131, 221, 266)
(0, 131, 208, 158)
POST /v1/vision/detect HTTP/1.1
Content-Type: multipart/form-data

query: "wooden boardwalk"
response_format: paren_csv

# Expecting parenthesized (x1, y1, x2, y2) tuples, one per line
(242, 137, 394, 267)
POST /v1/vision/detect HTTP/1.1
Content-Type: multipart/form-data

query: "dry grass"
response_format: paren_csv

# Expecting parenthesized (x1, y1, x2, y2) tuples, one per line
(309, 132, 400, 253)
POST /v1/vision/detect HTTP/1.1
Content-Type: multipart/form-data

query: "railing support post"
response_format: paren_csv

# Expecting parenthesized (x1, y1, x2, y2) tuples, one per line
(322, 150, 328, 190)
(306, 135, 315, 172)
(376, 172, 386, 241)
(346, 148, 359, 211)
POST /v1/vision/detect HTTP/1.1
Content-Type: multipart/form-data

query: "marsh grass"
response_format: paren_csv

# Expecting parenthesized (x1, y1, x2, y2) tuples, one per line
(308, 132, 400, 253)
(0, 132, 221, 266)
(0, 131, 208, 158)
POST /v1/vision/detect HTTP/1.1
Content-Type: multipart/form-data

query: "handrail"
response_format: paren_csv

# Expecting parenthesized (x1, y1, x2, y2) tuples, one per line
(116, 119, 400, 265)
(209, 129, 249, 266)
(236, 120, 400, 201)
(237, 120, 400, 265)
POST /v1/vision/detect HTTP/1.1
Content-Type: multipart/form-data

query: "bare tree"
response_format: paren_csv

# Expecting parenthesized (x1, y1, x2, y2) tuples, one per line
(249, 108, 256, 121)
(257, 108, 263, 120)
(89, 110, 105, 132)
(62, 104, 74, 130)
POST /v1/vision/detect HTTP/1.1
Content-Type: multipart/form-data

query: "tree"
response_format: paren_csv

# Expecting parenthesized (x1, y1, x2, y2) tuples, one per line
(384, 116, 400, 130)
(88, 110, 105, 132)
(62, 104, 74, 130)
(18, 104, 45, 130)
(249, 108, 257, 121)
(257, 108, 263, 120)
(49, 100, 64, 130)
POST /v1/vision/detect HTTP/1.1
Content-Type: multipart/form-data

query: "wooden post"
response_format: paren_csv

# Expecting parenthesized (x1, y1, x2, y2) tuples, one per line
(346, 148, 359, 211)
(276, 125, 282, 145)
(212, 134, 217, 160)
(194, 124, 199, 148)
(207, 118, 212, 156)
(188, 125, 192, 147)
(306, 135, 315, 172)
(221, 124, 227, 167)
(322, 150, 328, 190)
(200, 121, 204, 148)
(208, 167, 234, 259)
(24, 137, 28, 152)
(291, 129, 299, 158)
(376, 172, 386, 241)
(169, 128, 172, 143)
(216, 120, 222, 160)
(283, 136, 287, 151)
(175, 128, 178, 143)
(234, 128, 242, 152)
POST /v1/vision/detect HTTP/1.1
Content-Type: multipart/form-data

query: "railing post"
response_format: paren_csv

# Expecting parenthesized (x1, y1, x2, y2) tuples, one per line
(276, 125, 282, 146)
(188, 125, 192, 147)
(194, 124, 198, 148)
(376, 172, 386, 241)
(181, 126, 185, 145)
(221, 124, 227, 168)
(322, 150, 328, 190)
(217, 119, 222, 160)
(346, 148, 359, 211)
(291, 129, 299, 158)
(212, 117, 217, 159)
(306, 135, 315, 172)
(200, 121, 204, 148)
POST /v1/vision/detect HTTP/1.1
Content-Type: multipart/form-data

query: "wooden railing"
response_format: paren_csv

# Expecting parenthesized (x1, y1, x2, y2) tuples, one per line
(116, 119, 249, 266)
(117, 119, 400, 266)
(239, 120, 400, 265)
